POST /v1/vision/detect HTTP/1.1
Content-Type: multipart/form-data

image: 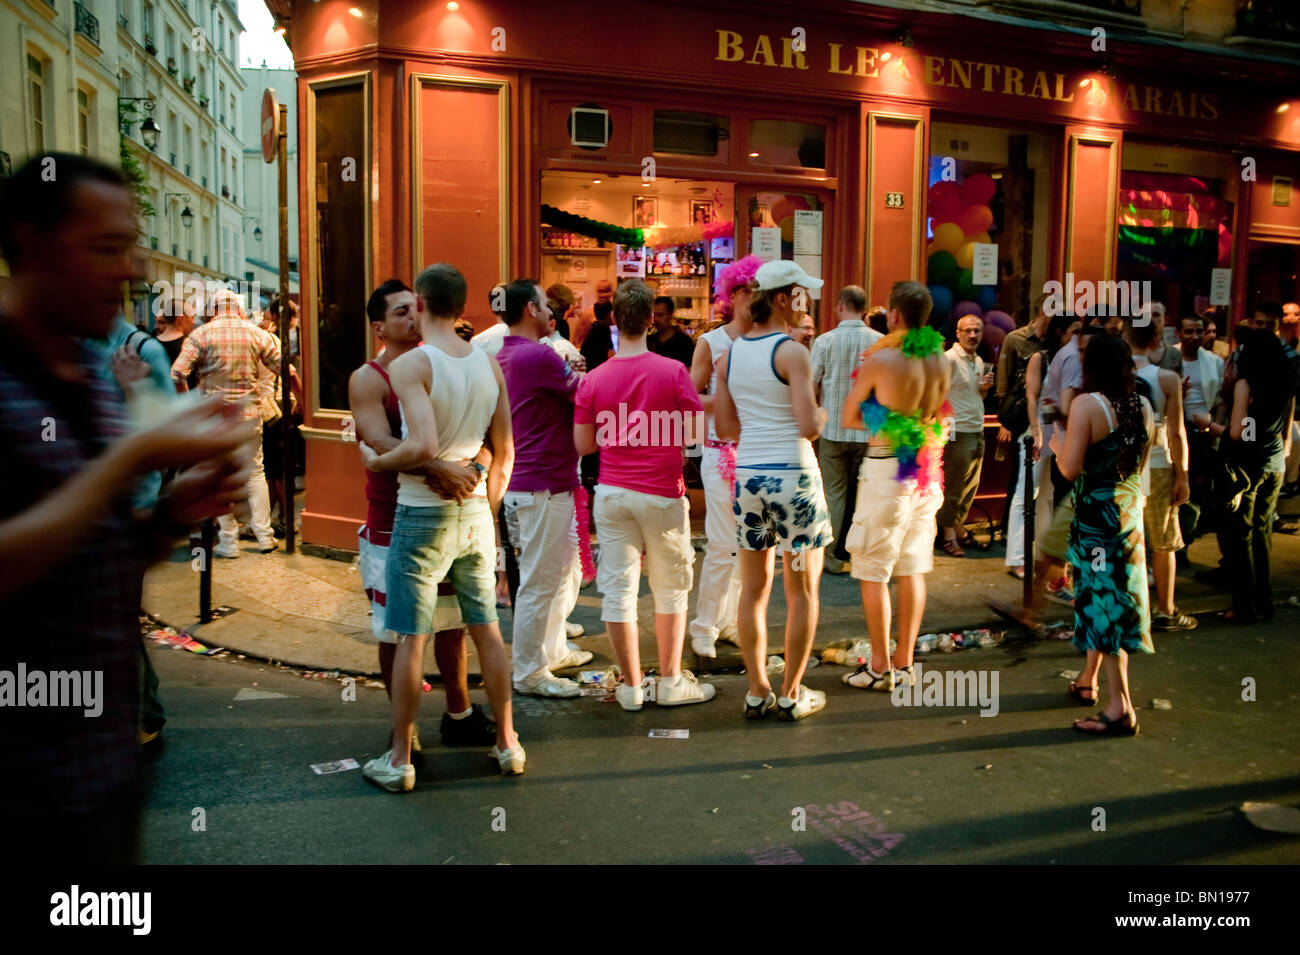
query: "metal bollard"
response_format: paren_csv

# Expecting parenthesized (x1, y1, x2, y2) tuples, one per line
(1022, 434, 1035, 607)
(200, 517, 215, 623)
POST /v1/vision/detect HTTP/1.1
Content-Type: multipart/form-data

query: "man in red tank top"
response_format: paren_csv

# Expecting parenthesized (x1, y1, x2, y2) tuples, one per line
(349, 279, 496, 752)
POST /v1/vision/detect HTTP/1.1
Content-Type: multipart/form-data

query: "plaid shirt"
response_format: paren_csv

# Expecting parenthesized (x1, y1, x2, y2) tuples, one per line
(811, 318, 882, 443)
(0, 322, 155, 810)
(172, 316, 280, 420)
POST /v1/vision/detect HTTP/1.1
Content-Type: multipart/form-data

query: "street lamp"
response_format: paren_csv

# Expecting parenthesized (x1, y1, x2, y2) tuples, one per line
(119, 97, 160, 150)
(164, 193, 192, 257)
(242, 215, 263, 242)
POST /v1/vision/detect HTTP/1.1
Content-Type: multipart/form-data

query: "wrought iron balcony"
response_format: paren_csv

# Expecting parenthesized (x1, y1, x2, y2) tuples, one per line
(1235, 0, 1300, 42)
(74, 2, 100, 47)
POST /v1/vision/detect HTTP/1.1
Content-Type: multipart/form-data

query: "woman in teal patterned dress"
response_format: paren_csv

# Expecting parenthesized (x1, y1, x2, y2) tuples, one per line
(1048, 331, 1154, 736)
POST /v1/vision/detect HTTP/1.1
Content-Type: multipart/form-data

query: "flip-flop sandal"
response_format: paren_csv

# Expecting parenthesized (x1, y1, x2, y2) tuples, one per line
(1073, 711, 1139, 737)
(941, 539, 965, 558)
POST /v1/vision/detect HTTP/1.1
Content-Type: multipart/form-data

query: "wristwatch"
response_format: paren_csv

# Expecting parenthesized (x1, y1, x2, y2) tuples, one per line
(470, 460, 486, 475)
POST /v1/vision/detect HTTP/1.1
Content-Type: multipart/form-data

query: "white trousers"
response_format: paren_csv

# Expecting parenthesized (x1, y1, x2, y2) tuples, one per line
(217, 429, 273, 549)
(688, 445, 740, 642)
(505, 489, 582, 684)
(1004, 432, 1030, 567)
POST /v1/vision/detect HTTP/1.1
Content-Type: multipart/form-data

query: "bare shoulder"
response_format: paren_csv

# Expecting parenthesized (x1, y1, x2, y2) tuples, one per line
(389, 347, 431, 384)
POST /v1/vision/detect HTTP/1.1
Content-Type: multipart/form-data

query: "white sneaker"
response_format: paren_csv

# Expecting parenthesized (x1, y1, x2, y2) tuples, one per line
(551, 649, 594, 671)
(363, 750, 414, 792)
(214, 544, 241, 559)
(656, 670, 716, 706)
(690, 633, 718, 659)
(894, 665, 915, 689)
(615, 681, 644, 711)
(565, 621, 584, 638)
(844, 664, 895, 691)
(491, 742, 526, 775)
(513, 671, 581, 698)
(777, 685, 827, 721)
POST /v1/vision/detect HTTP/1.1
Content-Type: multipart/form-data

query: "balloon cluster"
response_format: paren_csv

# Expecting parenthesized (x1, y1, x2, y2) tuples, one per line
(925, 173, 998, 332)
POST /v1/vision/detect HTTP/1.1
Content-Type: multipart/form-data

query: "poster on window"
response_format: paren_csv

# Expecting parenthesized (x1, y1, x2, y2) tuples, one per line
(793, 210, 822, 256)
(972, 244, 998, 285)
(616, 244, 646, 278)
(752, 227, 780, 263)
(1210, 268, 1231, 306)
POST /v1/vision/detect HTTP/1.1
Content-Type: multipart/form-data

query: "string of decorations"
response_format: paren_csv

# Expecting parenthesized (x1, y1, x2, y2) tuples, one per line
(541, 204, 734, 251)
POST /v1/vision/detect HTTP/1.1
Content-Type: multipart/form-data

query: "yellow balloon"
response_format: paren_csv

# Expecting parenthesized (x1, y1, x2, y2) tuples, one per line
(970, 231, 991, 246)
(932, 222, 964, 254)
(956, 241, 977, 270)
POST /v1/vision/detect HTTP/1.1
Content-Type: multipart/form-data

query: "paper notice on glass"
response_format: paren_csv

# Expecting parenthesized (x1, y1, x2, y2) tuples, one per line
(752, 227, 781, 263)
(972, 244, 998, 285)
(793, 254, 823, 300)
(1210, 268, 1231, 306)
(793, 210, 823, 256)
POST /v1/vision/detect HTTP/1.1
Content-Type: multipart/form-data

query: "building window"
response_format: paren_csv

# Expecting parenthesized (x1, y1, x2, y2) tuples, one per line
(925, 121, 1056, 331)
(217, 15, 223, 51)
(654, 111, 730, 160)
(142, 2, 154, 43)
(77, 88, 92, 155)
(313, 81, 368, 411)
(748, 119, 826, 170)
(184, 125, 192, 175)
(230, 94, 237, 128)
(27, 53, 46, 152)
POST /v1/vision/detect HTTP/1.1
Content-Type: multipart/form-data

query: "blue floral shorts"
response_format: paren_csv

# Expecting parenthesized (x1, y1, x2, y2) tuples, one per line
(733, 466, 833, 552)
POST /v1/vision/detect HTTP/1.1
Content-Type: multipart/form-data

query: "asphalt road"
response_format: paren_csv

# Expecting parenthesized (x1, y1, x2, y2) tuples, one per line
(139, 605, 1300, 865)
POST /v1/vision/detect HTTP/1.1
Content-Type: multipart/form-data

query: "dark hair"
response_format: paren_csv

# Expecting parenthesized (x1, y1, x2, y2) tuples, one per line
(838, 285, 867, 313)
(867, 306, 888, 335)
(1044, 313, 1077, 360)
(0, 152, 131, 267)
(503, 278, 541, 327)
(1231, 321, 1250, 346)
(653, 296, 675, 316)
(1179, 315, 1203, 332)
(414, 263, 467, 317)
(366, 279, 411, 325)
(614, 280, 654, 337)
(1237, 326, 1290, 411)
(750, 284, 795, 326)
(1124, 314, 1157, 349)
(546, 283, 575, 314)
(1080, 331, 1146, 480)
(594, 301, 613, 324)
(1254, 300, 1283, 326)
(888, 281, 933, 329)
(1031, 290, 1054, 323)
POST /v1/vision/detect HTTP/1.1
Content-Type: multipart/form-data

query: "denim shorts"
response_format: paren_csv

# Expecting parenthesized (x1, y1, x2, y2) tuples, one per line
(385, 499, 498, 635)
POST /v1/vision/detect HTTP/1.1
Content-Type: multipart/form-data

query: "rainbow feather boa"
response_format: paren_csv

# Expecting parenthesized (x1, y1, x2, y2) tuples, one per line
(857, 327, 949, 490)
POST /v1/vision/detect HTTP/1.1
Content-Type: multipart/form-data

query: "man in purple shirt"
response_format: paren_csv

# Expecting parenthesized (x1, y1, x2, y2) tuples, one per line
(497, 278, 591, 697)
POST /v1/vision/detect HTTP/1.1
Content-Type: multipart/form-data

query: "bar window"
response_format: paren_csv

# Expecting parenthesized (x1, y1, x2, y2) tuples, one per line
(653, 111, 730, 160)
(312, 81, 368, 412)
(748, 119, 825, 169)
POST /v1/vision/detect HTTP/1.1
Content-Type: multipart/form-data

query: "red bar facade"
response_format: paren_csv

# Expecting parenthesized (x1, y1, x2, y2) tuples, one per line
(263, 0, 1300, 550)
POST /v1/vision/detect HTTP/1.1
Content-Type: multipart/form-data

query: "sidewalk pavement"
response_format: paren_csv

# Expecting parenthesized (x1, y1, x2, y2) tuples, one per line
(143, 498, 1300, 680)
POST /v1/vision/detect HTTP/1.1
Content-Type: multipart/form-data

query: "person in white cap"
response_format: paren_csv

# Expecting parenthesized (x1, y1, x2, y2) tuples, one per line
(714, 260, 833, 721)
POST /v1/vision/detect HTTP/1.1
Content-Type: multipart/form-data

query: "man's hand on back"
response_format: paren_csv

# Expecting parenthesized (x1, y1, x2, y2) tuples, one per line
(424, 459, 481, 501)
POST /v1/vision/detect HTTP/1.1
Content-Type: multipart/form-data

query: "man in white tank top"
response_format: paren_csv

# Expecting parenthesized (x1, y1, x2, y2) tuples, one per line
(686, 254, 761, 659)
(714, 260, 833, 722)
(1124, 318, 1194, 633)
(358, 263, 525, 790)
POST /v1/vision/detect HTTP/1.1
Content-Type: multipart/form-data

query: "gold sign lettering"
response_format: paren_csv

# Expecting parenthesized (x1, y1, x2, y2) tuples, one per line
(716, 28, 1216, 119)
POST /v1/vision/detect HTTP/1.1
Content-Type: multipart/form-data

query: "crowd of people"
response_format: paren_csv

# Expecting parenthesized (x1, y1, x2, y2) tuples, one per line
(3, 152, 1296, 856)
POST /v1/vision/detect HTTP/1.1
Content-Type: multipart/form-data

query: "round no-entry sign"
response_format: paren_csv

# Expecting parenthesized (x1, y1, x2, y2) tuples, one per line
(261, 89, 280, 164)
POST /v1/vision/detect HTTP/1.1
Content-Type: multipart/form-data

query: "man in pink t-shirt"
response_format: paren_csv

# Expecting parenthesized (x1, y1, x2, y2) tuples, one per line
(574, 280, 716, 711)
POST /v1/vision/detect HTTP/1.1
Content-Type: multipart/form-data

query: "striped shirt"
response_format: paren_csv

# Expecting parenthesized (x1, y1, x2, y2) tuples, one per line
(811, 318, 882, 442)
(172, 316, 280, 420)
(0, 323, 151, 810)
